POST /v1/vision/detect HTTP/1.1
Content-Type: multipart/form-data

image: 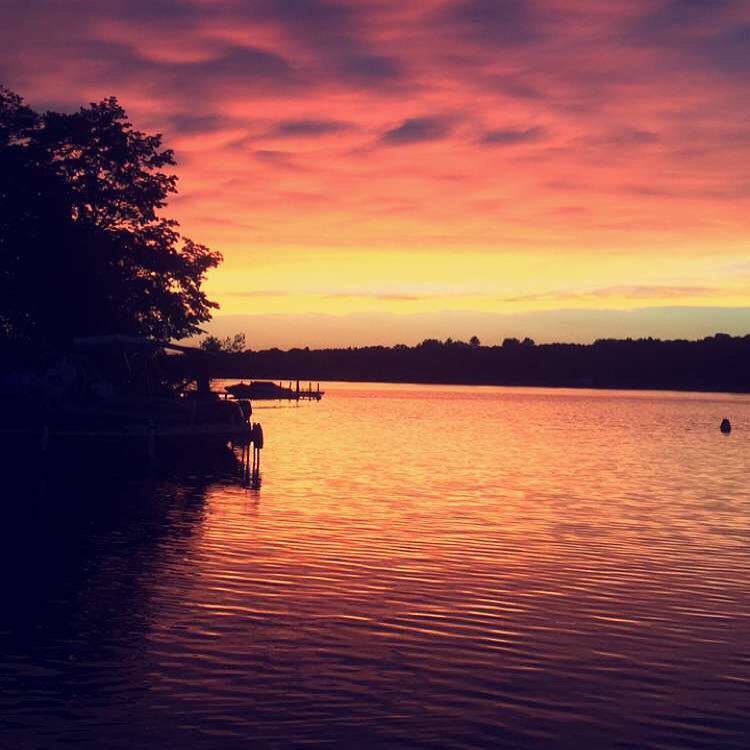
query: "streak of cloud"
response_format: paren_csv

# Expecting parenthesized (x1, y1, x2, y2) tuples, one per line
(380, 116, 454, 145)
(479, 126, 547, 146)
(502, 285, 722, 304)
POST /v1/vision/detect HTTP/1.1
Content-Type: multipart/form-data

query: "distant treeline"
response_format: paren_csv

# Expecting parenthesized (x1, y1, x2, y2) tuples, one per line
(201, 334, 750, 393)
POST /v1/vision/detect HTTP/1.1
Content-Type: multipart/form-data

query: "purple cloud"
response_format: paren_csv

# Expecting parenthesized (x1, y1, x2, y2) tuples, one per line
(380, 116, 454, 145)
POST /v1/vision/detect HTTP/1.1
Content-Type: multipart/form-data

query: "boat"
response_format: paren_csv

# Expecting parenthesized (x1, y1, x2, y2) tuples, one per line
(0, 336, 261, 465)
(225, 381, 296, 400)
(225, 380, 324, 401)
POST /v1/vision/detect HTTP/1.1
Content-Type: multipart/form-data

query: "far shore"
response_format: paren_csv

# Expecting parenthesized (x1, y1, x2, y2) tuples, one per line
(201, 333, 750, 397)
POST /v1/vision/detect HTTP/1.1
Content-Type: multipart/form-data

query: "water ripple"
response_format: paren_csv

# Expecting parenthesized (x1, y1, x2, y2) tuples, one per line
(1, 384, 750, 748)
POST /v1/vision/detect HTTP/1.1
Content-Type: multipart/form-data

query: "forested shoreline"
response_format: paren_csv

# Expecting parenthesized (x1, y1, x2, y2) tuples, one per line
(201, 333, 750, 394)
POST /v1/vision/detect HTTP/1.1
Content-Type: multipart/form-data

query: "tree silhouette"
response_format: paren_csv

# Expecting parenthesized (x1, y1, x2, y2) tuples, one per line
(200, 333, 246, 354)
(174, 333, 750, 394)
(0, 86, 221, 355)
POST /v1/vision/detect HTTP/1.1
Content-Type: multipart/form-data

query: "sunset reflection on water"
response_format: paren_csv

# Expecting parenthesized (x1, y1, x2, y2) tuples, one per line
(2, 384, 750, 749)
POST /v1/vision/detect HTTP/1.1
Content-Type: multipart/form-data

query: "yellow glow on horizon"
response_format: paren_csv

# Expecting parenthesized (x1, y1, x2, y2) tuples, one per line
(203, 247, 750, 319)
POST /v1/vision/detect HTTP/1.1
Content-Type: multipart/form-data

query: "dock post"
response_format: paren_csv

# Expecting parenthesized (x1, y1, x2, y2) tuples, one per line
(243, 439, 251, 483)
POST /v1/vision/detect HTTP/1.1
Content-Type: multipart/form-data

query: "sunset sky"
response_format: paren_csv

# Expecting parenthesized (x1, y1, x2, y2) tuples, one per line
(3, 0, 750, 347)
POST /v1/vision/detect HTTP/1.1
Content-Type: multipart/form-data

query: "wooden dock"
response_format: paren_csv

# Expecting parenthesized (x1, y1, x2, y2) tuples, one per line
(295, 381, 324, 401)
(224, 380, 324, 402)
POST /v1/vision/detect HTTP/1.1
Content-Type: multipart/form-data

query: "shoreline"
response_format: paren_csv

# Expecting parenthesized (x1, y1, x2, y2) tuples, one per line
(215, 376, 750, 398)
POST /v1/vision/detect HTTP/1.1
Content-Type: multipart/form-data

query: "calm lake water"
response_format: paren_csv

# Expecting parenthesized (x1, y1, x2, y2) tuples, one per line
(2, 383, 750, 749)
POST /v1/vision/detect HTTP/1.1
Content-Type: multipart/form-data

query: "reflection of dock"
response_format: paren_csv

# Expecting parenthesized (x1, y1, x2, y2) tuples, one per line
(224, 380, 324, 402)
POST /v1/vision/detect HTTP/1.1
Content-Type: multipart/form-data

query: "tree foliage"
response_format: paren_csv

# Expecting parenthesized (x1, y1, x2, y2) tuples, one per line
(0, 85, 221, 354)
(200, 333, 246, 354)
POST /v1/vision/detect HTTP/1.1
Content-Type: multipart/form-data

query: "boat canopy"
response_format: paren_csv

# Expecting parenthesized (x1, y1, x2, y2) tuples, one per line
(73, 335, 204, 355)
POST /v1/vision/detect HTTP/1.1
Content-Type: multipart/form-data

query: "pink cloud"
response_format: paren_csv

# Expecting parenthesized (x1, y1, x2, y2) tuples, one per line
(2, 0, 750, 332)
